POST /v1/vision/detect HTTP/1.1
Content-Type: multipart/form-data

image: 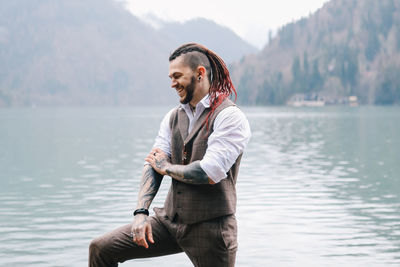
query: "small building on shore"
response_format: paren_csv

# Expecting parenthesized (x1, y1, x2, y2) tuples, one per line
(286, 93, 326, 107)
(287, 93, 359, 107)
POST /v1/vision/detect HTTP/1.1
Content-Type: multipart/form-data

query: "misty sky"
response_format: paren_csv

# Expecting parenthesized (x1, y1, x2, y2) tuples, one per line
(120, 0, 330, 49)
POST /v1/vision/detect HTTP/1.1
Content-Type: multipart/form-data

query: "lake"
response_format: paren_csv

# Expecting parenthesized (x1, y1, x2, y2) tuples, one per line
(0, 106, 399, 266)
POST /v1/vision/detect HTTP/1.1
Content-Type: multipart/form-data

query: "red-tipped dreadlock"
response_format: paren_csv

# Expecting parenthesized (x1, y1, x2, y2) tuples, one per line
(169, 43, 237, 129)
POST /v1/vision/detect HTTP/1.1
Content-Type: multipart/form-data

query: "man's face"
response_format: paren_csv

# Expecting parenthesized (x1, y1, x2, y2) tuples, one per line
(169, 57, 197, 105)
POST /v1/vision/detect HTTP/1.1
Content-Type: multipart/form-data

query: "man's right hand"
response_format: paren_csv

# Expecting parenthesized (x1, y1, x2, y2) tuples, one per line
(131, 214, 154, 249)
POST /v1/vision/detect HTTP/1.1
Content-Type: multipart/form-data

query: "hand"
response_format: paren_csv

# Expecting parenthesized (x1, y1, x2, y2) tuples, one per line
(130, 214, 154, 249)
(145, 148, 170, 176)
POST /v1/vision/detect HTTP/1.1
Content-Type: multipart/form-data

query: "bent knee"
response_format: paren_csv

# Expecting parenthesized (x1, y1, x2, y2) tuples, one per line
(89, 237, 107, 255)
(89, 237, 117, 266)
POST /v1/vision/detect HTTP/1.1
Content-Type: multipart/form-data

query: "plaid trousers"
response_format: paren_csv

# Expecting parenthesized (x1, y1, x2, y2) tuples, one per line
(89, 208, 237, 267)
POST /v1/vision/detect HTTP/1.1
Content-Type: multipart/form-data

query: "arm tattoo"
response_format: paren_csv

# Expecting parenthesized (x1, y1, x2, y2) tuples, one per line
(136, 164, 163, 209)
(166, 161, 211, 185)
(155, 157, 169, 171)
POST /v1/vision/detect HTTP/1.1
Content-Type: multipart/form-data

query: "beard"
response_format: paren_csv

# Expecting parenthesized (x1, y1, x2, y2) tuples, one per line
(180, 76, 196, 104)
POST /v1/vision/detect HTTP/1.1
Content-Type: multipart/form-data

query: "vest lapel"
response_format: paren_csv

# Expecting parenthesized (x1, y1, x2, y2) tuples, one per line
(184, 108, 210, 145)
(177, 108, 189, 142)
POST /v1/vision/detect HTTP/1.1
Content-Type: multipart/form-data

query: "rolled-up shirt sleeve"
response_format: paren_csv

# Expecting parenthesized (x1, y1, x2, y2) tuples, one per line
(152, 108, 174, 157)
(200, 106, 251, 183)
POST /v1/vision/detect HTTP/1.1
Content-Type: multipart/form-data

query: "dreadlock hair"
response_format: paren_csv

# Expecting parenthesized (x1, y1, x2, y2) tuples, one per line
(169, 43, 237, 130)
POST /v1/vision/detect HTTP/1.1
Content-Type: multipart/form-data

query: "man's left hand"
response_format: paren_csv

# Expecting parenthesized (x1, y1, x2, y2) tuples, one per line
(145, 148, 170, 176)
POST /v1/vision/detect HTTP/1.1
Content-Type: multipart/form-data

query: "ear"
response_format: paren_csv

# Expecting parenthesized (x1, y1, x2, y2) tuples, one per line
(197, 66, 206, 79)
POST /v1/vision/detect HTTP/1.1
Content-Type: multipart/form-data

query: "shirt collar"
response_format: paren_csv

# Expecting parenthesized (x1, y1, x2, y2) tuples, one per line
(180, 94, 210, 110)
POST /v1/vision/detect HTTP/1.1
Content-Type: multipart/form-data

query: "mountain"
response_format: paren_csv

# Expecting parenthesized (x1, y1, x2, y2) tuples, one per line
(231, 0, 400, 105)
(159, 18, 258, 63)
(0, 0, 177, 107)
(0, 0, 257, 107)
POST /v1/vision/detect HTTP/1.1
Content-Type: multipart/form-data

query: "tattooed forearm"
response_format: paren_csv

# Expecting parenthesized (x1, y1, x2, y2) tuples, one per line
(166, 161, 212, 185)
(146, 149, 212, 185)
(136, 164, 163, 209)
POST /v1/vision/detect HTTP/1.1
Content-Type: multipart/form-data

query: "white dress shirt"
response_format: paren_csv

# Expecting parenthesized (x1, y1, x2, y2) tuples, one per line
(153, 94, 251, 183)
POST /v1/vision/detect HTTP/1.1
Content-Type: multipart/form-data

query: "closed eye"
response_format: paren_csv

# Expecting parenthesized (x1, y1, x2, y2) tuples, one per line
(169, 73, 182, 79)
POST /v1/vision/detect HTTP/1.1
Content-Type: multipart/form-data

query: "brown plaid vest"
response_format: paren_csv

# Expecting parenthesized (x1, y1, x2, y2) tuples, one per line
(164, 98, 242, 224)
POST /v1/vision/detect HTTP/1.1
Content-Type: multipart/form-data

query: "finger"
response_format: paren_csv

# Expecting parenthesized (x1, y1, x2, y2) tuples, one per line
(152, 148, 163, 156)
(137, 229, 149, 249)
(142, 239, 149, 249)
(146, 224, 154, 244)
(139, 235, 149, 248)
(136, 237, 145, 247)
(133, 233, 137, 243)
(150, 148, 159, 156)
(132, 229, 140, 243)
(144, 156, 154, 164)
(153, 153, 161, 160)
(135, 235, 143, 247)
(131, 226, 136, 243)
(134, 233, 142, 246)
(155, 148, 166, 155)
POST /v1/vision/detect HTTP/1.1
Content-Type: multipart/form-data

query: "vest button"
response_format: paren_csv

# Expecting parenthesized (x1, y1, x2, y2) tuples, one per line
(177, 191, 182, 195)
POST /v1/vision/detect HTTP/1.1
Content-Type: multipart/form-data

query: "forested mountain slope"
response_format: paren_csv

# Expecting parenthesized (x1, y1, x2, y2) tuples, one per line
(231, 0, 400, 105)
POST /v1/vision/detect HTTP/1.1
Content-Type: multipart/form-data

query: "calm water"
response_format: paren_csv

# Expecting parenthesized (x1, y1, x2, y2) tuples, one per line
(0, 106, 399, 266)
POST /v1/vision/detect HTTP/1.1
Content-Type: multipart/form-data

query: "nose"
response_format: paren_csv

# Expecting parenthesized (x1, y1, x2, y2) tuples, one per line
(171, 79, 178, 88)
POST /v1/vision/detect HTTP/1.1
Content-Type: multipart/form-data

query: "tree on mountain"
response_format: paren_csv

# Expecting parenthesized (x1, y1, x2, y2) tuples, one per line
(375, 66, 400, 105)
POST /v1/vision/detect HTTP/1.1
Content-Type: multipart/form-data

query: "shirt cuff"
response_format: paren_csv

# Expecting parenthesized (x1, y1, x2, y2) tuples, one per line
(199, 159, 227, 184)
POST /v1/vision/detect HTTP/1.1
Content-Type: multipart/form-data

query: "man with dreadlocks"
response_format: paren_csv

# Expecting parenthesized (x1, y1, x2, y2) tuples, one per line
(89, 43, 251, 267)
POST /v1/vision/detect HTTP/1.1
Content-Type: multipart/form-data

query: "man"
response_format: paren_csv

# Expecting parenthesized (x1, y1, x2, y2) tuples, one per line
(89, 43, 251, 267)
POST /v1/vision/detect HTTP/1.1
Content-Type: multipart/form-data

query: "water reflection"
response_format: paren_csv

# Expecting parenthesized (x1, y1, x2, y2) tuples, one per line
(237, 106, 400, 266)
(0, 106, 399, 266)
